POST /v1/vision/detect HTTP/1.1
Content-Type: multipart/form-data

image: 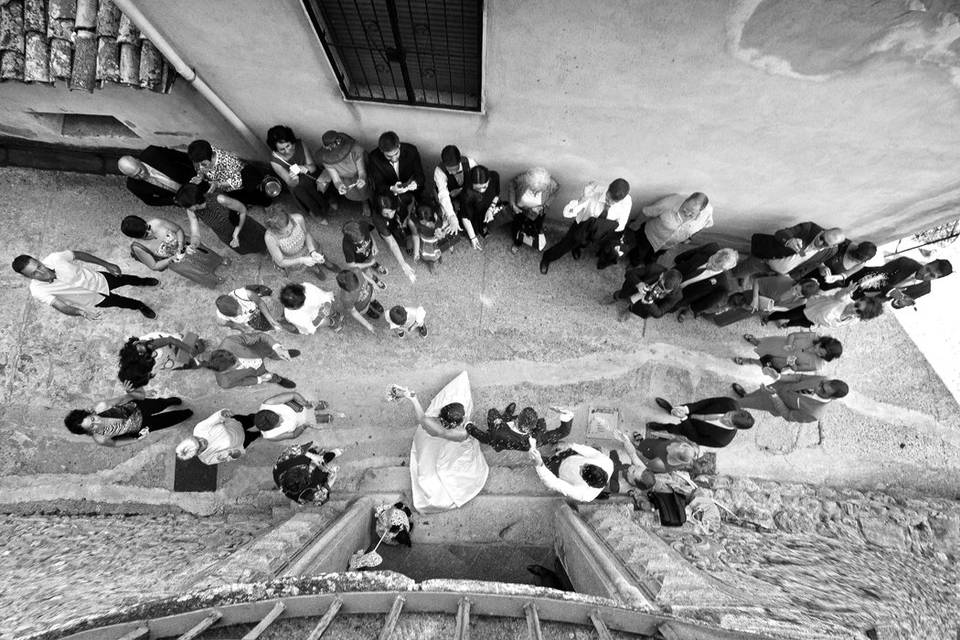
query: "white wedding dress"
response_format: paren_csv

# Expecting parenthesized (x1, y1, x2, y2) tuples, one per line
(409, 371, 489, 513)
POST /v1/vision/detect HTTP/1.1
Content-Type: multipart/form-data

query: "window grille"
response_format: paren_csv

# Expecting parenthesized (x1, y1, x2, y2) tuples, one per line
(303, 0, 483, 111)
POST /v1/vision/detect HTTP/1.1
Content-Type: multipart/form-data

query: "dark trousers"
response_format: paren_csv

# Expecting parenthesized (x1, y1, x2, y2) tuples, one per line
(680, 280, 729, 315)
(233, 412, 263, 448)
(137, 397, 193, 432)
(291, 173, 330, 218)
(766, 306, 814, 328)
(544, 447, 578, 476)
(541, 218, 597, 265)
(626, 223, 659, 266)
(225, 165, 272, 206)
(512, 210, 546, 246)
(95, 271, 154, 310)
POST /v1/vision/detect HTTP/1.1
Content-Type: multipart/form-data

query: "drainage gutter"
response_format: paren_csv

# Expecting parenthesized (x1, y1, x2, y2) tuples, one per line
(112, 0, 263, 157)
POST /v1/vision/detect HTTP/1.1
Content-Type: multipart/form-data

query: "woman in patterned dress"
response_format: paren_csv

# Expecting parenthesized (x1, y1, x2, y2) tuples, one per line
(175, 182, 268, 255)
(64, 393, 192, 447)
(120, 214, 227, 288)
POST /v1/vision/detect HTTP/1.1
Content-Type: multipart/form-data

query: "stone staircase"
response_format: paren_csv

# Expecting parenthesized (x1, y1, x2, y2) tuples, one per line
(185, 499, 350, 590)
(579, 502, 748, 613)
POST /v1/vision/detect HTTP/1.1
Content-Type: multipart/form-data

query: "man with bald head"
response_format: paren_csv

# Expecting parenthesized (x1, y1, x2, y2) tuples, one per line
(118, 146, 196, 206)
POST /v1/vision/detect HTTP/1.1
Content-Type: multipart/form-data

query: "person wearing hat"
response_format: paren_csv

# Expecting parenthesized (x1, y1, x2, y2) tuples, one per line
(266, 125, 330, 223)
(175, 409, 261, 465)
(528, 439, 614, 502)
(254, 391, 339, 441)
(367, 131, 426, 215)
(316, 130, 372, 216)
(119, 146, 196, 207)
(646, 396, 754, 448)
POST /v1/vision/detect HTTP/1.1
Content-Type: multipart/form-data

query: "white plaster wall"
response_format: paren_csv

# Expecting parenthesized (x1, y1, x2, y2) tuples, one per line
(18, 0, 960, 243)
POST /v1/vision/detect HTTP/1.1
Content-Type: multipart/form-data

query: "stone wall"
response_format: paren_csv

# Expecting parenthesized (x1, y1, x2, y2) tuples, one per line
(651, 476, 960, 639)
(0, 513, 272, 640)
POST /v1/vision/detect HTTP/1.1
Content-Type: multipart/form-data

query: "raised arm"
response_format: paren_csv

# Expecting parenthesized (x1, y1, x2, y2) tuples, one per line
(405, 393, 469, 442)
(379, 232, 416, 283)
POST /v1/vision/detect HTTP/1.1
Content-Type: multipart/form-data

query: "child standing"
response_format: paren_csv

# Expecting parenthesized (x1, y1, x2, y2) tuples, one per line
(415, 204, 443, 274)
(388, 305, 428, 338)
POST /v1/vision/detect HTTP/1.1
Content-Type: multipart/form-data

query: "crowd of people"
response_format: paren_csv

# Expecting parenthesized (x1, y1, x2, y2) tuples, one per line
(10, 125, 955, 530)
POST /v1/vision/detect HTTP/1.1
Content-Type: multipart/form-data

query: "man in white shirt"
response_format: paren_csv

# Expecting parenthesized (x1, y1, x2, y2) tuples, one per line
(175, 409, 261, 465)
(13, 250, 159, 319)
(628, 192, 713, 267)
(254, 392, 339, 441)
(540, 179, 632, 275)
(279, 282, 342, 335)
(216, 284, 290, 332)
(433, 145, 477, 234)
(528, 439, 613, 502)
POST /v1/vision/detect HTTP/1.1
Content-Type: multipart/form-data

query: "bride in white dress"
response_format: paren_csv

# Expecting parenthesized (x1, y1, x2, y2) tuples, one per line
(399, 371, 489, 513)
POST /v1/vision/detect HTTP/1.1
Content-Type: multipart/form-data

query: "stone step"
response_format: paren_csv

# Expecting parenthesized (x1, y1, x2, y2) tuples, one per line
(185, 500, 350, 590)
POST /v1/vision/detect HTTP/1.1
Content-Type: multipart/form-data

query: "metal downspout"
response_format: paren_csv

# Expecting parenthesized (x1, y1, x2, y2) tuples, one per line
(112, 0, 263, 157)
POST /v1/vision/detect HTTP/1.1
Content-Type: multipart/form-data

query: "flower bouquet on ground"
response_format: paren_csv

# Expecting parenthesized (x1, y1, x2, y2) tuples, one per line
(385, 384, 412, 403)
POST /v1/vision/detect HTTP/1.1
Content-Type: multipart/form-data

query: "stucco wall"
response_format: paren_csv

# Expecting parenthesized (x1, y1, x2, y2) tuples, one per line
(16, 0, 960, 244)
(0, 79, 247, 152)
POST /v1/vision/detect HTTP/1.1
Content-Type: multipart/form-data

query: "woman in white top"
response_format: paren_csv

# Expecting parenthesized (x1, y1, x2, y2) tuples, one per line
(175, 409, 261, 465)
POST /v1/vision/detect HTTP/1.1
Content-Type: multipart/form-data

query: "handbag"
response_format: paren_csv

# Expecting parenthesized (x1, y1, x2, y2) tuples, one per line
(521, 232, 547, 251)
(648, 490, 687, 527)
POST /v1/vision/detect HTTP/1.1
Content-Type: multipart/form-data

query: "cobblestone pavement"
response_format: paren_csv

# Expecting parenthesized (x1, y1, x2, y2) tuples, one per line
(0, 514, 272, 639)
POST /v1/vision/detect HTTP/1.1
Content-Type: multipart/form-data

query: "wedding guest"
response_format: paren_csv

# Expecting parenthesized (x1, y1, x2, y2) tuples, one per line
(468, 405, 572, 452)
(528, 439, 613, 502)
(176, 409, 261, 465)
(750, 222, 845, 276)
(433, 144, 476, 233)
(342, 220, 388, 290)
(255, 392, 338, 441)
(765, 286, 884, 328)
(627, 192, 713, 266)
(279, 282, 342, 334)
(388, 304, 428, 338)
(795, 239, 877, 286)
(118, 146, 195, 206)
(64, 392, 191, 447)
(117, 332, 205, 390)
(199, 332, 300, 389)
(121, 214, 227, 289)
(731, 374, 848, 424)
(336, 269, 384, 333)
(266, 124, 329, 222)
(848, 257, 952, 308)
(371, 194, 419, 282)
(264, 205, 340, 281)
(736, 332, 842, 373)
(368, 131, 425, 214)
(215, 285, 289, 332)
(187, 139, 272, 206)
(13, 251, 158, 320)
(316, 130, 373, 216)
(459, 165, 503, 250)
(606, 265, 684, 321)
(646, 396, 754, 448)
(273, 442, 342, 505)
(507, 167, 559, 254)
(175, 182, 267, 255)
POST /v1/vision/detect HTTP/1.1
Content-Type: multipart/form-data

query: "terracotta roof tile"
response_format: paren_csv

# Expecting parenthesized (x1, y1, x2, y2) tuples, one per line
(0, 0, 172, 92)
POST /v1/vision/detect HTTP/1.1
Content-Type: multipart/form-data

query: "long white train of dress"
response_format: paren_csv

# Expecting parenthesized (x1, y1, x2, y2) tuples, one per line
(409, 371, 490, 513)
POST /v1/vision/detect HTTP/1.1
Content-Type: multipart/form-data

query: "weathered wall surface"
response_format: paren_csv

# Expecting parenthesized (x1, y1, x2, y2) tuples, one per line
(111, 0, 960, 244)
(587, 476, 960, 639)
(0, 80, 247, 152)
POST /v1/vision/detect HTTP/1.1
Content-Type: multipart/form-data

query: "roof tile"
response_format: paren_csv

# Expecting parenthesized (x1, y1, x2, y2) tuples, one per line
(48, 33, 70, 77)
(118, 38, 136, 84)
(23, 0, 44, 34)
(73, 0, 94, 30)
(96, 0, 119, 36)
(96, 33, 117, 82)
(69, 27, 95, 90)
(24, 29, 49, 81)
(0, 0, 25, 52)
(47, 0, 75, 21)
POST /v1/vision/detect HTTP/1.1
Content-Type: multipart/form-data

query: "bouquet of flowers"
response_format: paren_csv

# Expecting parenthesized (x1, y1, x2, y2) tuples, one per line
(385, 384, 412, 402)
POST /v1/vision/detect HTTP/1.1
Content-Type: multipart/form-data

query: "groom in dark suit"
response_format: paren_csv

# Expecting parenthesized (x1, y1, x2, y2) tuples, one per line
(647, 396, 753, 448)
(731, 374, 847, 423)
(368, 131, 426, 213)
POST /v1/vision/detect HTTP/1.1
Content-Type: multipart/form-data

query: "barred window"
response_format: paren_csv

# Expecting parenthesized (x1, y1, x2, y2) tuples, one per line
(303, 0, 483, 111)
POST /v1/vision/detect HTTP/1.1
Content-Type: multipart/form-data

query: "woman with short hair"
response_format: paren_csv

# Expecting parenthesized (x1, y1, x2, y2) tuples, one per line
(273, 442, 342, 505)
(266, 124, 329, 223)
(64, 393, 192, 447)
(120, 214, 227, 288)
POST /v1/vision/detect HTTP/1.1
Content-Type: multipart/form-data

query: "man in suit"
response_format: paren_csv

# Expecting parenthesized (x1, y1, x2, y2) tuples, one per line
(750, 222, 845, 276)
(119, 146, 197, 206)
(368, 131, 425, 214)
(467, 403, 573, 452)
(198, 332, 300, 389)
(646, 396, 754, 448)
(731, 374, 847, 423)
(848, 257, 952, 308)
(605, 264, 684, 321)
